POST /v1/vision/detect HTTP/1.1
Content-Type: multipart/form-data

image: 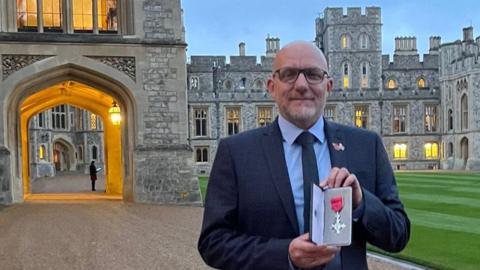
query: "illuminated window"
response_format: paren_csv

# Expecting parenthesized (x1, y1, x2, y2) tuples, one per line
(354, 105, 368, 128)
(387, 79, 397, 89)
(418, 78, 426, 89)
(343, 63, 350, 89)
(324, 106, 335, 122)
(193, 108, 208, 136)
(17, 0, 38, 30)
(195, 147, 209, 163)
(97, 0, 118, 32)
(257, 107, 273, 127)
(340, 34, 349, 49)
(394, 143, 407, 159)
(39, 145, 46, 160)
(393, 105, 407, 133)
(361, 62, 368, 88)
(52, 105, 66, 129)
(461, 94, 468, 130)
(73, 0, 93, 31)
(424, 142, 439, 159)
(424, 104, 437, 132)
(359, 33, 368, 49)
(226, 107, 240, 135)
(90, 113, 97, 129)
(16, 0, 122, 33)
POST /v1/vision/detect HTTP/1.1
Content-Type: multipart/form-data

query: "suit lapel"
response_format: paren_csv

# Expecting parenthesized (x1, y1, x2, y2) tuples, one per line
(261, 120, 299, 235)
(324, 120, 347, 169)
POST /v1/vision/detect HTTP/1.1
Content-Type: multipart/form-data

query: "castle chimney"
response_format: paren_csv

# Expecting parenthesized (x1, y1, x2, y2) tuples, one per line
(266, 36, 280, 57)
(239, 42, 246, 56)
(463, 27, 473, 42)
(394, 37, 418, 55)
(429, 36, 441, 55)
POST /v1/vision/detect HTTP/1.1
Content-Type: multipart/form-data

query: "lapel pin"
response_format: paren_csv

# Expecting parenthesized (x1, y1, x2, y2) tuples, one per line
(332, 142, 345, 151)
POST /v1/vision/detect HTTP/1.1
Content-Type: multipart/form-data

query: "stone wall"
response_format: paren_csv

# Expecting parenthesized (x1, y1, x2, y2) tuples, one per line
(135, 145, 201, 204)
(0, 147, 11, 204)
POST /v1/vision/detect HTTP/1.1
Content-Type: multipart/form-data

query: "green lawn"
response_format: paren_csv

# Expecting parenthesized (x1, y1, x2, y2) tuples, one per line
(199, 172, 480, 269)
(199, 176, 208, 201)
(370, 171, 480, 270)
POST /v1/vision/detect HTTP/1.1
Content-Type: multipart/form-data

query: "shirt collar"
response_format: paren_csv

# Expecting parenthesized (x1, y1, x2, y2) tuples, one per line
(278, 114, 326, 145)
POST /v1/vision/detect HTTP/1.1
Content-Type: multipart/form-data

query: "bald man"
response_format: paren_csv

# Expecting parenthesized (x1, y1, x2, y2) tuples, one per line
(198, 41, 410, 270)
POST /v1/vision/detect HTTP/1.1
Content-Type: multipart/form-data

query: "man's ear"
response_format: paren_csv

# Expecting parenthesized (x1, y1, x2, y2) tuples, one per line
(326, 78, 333, 95)
(267, 78, 274, 95)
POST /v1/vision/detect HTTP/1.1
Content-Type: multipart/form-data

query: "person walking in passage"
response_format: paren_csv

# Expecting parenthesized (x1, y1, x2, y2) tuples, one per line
(198, 41, 410, 270)
(89, 161, 97, 191)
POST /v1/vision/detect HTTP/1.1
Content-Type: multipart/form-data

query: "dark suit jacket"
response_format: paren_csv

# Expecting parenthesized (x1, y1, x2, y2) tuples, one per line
(198, 119, 410, 270)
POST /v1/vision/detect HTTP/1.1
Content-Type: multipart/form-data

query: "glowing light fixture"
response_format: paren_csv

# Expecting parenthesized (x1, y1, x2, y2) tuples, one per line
(109, 101, 121, 125)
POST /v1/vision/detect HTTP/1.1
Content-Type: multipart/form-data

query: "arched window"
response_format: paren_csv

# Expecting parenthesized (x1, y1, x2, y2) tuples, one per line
(387, 78, 397, 89)
(78, 146, 83, 161)
(417, 78, 426, 89)
(340, 34, 350, 49)
(240, 78, 246, 89)
(39, 145, 46, 160)
(254, 79, 265, 91)
(223, 79, 233, 90)
(90, 113, 97, 129)
(92, 145, 98, 160)
(424, 142, 439, 159)
(461, 94, 468, 130)
(448, 109, 453, 130)
(448, 142, 453, 157)
(360, 62, 369, 88)
(342, 62, 350, 89)
(393, 143, 407, 159)
(359, 33, 368, 49)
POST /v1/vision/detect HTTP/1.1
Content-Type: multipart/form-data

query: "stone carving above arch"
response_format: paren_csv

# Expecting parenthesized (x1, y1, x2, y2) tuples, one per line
(85, 56, 136, 81)
(2, 54, 54, 80)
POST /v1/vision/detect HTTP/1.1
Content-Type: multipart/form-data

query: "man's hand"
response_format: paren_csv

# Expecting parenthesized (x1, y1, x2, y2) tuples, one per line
(289, 233, 339, 268)
(320, 167, 363, 208)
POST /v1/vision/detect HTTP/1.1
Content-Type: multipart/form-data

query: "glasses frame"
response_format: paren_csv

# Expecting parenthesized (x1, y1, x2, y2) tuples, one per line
(273, 67, 329, 84)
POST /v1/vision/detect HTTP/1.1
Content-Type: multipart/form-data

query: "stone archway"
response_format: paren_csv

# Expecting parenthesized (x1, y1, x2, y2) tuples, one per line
(52, 138, 75, 173)
(4, 63, 137, 202)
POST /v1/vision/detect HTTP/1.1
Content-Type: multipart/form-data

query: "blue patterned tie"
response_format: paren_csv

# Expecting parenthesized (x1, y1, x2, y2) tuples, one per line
(295, 131, 319, 233)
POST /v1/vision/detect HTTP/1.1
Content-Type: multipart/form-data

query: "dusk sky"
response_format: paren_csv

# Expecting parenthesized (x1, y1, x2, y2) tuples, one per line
(182, 0, 480, 59)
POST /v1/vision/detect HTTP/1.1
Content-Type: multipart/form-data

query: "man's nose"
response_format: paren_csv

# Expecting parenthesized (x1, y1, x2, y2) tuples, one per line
(294, 72, 309, 92)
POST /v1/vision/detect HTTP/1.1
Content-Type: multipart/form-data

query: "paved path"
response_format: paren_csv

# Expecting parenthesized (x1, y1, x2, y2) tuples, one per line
(0, 201, 423, 270)
(31, 173, 106, 193)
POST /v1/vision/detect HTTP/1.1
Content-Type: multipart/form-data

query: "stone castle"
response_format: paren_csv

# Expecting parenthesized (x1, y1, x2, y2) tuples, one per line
(0, 3, 478, 205)
(187, 7, 480, 175)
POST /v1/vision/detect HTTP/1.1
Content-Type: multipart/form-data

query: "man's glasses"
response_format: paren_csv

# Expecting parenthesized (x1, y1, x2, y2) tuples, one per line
(274, 67, 329, 84)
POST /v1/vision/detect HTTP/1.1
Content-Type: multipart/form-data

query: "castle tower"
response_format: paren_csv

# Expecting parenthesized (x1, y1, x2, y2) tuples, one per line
(315, 7, 382, 90)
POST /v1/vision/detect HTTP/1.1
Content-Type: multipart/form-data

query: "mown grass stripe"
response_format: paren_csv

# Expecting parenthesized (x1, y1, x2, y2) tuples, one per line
(407, 208, 480, 235)
(397, 177, 476, 186)
(401, 193, 480, 208)
(397, 174, 480, 182)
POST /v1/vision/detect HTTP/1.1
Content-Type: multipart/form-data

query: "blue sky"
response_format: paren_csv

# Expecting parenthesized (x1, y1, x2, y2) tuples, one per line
(182, 0, 479, 58)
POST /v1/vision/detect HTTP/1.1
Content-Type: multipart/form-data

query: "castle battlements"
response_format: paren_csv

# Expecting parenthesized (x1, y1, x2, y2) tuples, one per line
(321, 7, 381, 25)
